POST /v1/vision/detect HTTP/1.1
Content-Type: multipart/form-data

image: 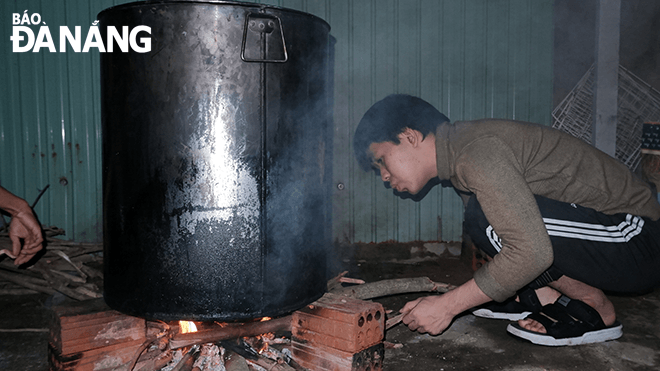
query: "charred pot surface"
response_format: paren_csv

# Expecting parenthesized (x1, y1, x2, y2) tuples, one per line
(100, 1, 333, 321)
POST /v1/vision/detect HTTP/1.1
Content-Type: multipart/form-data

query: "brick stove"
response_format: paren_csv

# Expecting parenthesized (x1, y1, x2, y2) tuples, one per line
(48, 293, 386, 371)
(292, 293, 385, 371)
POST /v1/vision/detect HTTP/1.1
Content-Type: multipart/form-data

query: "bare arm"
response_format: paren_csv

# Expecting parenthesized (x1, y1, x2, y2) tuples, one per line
(0, 187, 44, 265)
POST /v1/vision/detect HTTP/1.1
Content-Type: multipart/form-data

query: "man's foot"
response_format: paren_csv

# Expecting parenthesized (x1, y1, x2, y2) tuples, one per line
(507, 295, 622, 346)
(517, 276, 616, 333)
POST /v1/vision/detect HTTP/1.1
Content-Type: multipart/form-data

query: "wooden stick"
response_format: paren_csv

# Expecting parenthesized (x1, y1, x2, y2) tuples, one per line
(0, 328, 49, 333)
(385, 313, 404, 330)
(136, 351, 173, 371)
(0, 288, 40, 295)
(169, 316, 292, 350)
(0, 270, 57, 295)
(171, 345, 199, 371)
(53, 283, 91, 301)
(49, 269, 86, 283)
(35, 268, 91, 301)
(339, 277, 366, 285)
(327, 270, 350, 292)
(80, 264, 103, 279)
(0, 267, 51, 286)
(74, 285, 103, 298)
(51, 249, 88, 280)
(330, 277, 456, 300)
(0, 261, 45, 280)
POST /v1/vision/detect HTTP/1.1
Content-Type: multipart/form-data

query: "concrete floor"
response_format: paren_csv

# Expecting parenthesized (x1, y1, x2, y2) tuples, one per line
(348, 244, 660, 371)
(1, 242, 660, 370)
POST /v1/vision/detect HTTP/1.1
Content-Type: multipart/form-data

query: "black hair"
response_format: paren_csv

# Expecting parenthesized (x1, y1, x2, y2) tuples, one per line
(353, 94, 450, 171)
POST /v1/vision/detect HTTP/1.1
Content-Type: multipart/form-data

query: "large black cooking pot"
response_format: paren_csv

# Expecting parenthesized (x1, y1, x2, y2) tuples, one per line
(99, 0, 332, 321)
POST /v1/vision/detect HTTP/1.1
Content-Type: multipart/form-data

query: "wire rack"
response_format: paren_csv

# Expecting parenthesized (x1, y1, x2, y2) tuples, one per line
(552, 65, 660, 171)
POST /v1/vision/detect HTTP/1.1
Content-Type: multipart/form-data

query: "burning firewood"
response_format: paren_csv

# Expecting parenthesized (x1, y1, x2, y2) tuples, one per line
(170, 317, 292, 350)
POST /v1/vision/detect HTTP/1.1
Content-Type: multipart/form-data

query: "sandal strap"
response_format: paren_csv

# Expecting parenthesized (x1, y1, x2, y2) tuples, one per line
(525, 296, 607, 339)
(518, 287, 542, 313)
(539, 301, 579, 325)
(555, 295, 605, 328)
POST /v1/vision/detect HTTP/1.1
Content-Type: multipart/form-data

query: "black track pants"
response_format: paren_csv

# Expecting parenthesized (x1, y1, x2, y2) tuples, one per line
(464, 194, 660, 294)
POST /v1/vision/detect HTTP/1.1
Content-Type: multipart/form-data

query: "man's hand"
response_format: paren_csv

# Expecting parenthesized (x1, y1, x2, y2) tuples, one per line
(5, 208, 44, 266)
(9, 210, 44, 265)
(400, 278, 493, 336)
(401, 295, 454, 335)
(0, 187, 44, 265)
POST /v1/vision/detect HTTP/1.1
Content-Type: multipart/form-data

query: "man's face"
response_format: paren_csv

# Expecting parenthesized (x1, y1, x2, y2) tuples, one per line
(368, 133, 429, 195)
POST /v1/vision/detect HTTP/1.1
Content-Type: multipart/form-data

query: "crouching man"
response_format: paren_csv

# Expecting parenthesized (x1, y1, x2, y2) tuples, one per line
(353, 94, 660, 346)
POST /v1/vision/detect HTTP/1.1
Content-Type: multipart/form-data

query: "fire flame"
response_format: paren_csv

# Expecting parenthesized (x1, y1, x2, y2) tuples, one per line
(179, 320, 198, 334)
(259, 316, 272, 322)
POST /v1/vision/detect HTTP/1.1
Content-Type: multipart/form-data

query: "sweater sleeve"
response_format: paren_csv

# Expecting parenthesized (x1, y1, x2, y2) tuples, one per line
(454, 137, 554, 302)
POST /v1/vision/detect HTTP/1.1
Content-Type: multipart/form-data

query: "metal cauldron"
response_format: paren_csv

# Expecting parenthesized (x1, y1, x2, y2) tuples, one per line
(99, 0, 332, 321)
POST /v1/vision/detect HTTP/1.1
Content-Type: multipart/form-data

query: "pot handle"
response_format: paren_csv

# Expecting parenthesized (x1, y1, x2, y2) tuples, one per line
(241, 13, 288, 63)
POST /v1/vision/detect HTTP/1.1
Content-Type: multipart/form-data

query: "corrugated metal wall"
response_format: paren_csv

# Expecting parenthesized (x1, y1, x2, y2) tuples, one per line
(0, 0, 553, 243)
(285, 0, 554, 243)
(1, 0, 131, 242)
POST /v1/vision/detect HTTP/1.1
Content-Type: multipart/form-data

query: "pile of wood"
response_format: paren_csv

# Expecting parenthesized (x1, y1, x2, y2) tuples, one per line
(0, 226, 103, 300)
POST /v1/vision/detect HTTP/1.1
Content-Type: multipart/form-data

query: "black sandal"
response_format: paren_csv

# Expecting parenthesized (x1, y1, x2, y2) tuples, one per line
(472, 287, 542, 321)
(506, 295, 623, 346)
